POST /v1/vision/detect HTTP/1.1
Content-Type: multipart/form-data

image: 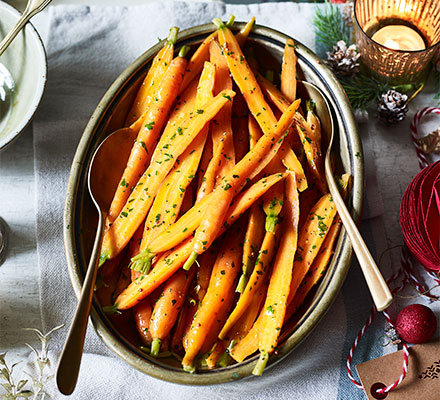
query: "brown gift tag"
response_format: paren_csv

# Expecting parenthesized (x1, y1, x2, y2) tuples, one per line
(356, 340, 440, 400)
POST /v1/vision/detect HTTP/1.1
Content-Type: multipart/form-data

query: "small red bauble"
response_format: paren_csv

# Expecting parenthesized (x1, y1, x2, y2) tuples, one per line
(395, 304, 437, 344)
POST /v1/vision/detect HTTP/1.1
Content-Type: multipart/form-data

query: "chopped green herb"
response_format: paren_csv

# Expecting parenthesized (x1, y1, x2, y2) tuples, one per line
(145, 121, 155, 130)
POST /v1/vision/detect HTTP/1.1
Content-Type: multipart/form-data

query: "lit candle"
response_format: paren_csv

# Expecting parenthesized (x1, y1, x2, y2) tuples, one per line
(371, 25, 426, 51)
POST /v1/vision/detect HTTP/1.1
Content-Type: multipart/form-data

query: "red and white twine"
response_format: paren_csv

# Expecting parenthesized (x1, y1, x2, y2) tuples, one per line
(346, 271, 410, 395)
(347, 107, 440, 395)
(410, 107, 440, 169)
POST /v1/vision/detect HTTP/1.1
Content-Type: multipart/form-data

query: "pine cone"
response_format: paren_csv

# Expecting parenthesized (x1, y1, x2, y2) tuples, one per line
(378, 90, 408, 125)
(326, 40, 360, 76)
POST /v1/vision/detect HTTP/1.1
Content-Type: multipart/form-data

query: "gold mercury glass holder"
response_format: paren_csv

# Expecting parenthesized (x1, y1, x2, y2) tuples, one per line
(354, 0, 440, 85)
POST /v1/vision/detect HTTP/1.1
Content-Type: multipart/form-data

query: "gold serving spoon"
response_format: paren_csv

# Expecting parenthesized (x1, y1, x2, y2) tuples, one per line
(300, 81, 393, 312)
(56, 127, 136, 395)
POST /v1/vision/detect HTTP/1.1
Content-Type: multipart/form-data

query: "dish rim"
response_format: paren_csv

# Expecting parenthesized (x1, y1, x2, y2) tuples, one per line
(64, 22, 363, 385)
(0, 1, 48, 152)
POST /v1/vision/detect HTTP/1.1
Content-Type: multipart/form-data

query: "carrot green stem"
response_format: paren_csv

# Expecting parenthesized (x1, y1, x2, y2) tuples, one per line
(212, 17, 225, 30)
(217, 353, 231, 368)
(182, 251, 198, 271)
(236, 271, 249, 293)
(130, 249, 153, 274)
(102, 305, 121, 315)
(140, 346, 183, 361)
(183, 363, 196, 373)
(265, 215, 278, 233)
(227, 340, 237, 352)
(99, 253, 109, 267)
(252, 350, 269, 376)
(226, 15, 236, 27)
(167, 26, 179, 45)
(178, 45, 190, 58)
(130, 260, 151, 275)
(150, 338, 161, 357)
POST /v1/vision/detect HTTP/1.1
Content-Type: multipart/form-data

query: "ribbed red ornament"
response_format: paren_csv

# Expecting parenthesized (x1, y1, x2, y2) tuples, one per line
(400, 161, 440, 271)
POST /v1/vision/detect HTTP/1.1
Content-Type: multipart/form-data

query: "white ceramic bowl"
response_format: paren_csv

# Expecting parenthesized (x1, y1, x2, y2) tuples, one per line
(0, 1, 47, 151)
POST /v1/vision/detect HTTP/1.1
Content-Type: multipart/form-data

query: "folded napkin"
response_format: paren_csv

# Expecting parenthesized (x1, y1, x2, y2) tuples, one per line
(33, 2, 394, 399)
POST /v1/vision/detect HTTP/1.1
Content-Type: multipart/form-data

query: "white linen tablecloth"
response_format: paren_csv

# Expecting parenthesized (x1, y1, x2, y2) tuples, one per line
(31, 2, 439, 399)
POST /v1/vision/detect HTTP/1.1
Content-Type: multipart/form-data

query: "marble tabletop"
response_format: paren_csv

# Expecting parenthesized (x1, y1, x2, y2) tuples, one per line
(0, 0, 438, 394)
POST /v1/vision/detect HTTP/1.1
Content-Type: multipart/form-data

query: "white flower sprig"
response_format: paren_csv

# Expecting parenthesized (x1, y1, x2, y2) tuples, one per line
(0, 325, 64, 400)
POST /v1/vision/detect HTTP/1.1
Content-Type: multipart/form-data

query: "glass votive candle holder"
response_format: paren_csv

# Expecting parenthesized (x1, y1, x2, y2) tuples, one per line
(354, 0, 440, 85)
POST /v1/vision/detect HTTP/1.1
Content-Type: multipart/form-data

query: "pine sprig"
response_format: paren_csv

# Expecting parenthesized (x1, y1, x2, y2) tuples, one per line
(313, 1, 350, 53)
(340, 74, 391, 110)
(340, 73, 420, 110)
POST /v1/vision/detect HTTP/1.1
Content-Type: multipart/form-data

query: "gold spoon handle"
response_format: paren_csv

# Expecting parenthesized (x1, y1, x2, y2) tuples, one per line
(325, 156, 393, 312)
(56, 211, 104, 395)
(0, 0, 52, 57)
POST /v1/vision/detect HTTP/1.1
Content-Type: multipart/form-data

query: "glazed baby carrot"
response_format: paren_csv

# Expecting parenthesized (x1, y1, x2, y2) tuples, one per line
(294, 114, 327, 193)
(131, 62, 215, 273)
(199, 290, 235, 356)
(181, 223, 245, 370)
(286, 192, 337, 306)
(209, 40, 235, 177)
(234, 115, 266, 294)
(126, 27, 178, 126)
(135, 76, 300, 267)
(205, 341, 227, 369)
(232, 92, 249, 163)
(287, 216, 342, 316)
(280, 38, 297, 103)
(183, 99, 300, 270)
(228, 280, 267, 343)
(107, 46, 189, 224)
(196, 241, 220, 301)
(220, 282, 267, 366)
(214, 30, 306, 191)
(262, 181, 284, 233)
(235, 201, 265, 293)
(236, 16, 255, 47)
(287, 174, 350, 315)
(213, 18, 276, 134)
(115, 173, 287, 310)
(99, 89, 236, 265)
(253, 172, 299, 376)
(144, 171, 287, 258)
(196, 135, 213, 193)
(134, 298, 153, 346)
(149, 268, 196, 356)
(230, 311, 262, 363)
(171, 301, 191, 353)
(179, 32, 217, 94)
(129, 225, 145, 281)
(179, 16, 254, 94)
(256, 72, 326, 193)
(256, 72, 291, 112)
(220, 224, 279, 340)
(306, 100, 321, 144)
(195, 41, 235, 203)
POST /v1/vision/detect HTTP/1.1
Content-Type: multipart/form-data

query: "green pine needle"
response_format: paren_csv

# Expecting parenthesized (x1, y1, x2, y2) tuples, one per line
(313, 1, 350, 53)
(340, 73, 391, 110)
